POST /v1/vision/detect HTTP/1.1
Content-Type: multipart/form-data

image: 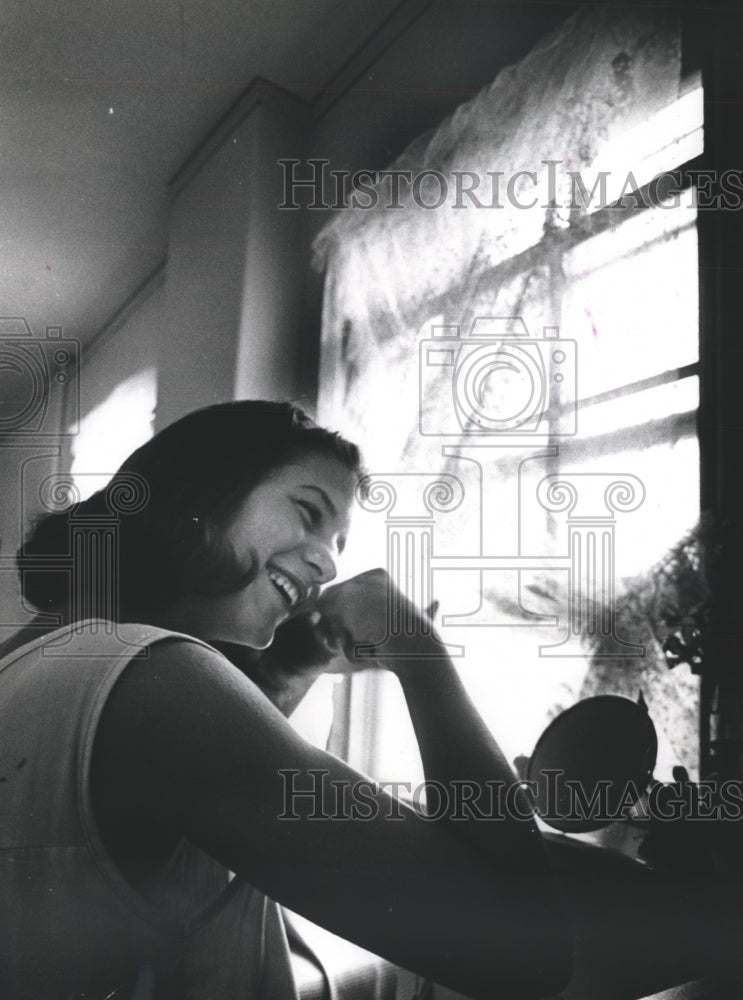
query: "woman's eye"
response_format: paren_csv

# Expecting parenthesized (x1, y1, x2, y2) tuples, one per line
(296, 500, 321, 527)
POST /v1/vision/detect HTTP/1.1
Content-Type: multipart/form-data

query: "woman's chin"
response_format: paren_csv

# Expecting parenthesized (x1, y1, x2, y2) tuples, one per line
(242, 623, 278, 651)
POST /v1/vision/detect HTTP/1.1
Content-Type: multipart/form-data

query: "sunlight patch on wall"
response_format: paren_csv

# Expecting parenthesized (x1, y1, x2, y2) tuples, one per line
(69, 368, 157, 499)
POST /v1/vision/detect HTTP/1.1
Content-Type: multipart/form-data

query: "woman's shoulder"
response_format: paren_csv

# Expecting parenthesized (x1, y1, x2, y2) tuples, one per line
(96, 630, 278, 756)
(113, 630, 246, 700)
(0, 617, 222, 664)
(91, 632, 280, 838)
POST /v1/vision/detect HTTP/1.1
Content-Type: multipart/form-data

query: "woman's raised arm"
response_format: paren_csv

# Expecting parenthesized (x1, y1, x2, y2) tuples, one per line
(93, 631, 572, 1000)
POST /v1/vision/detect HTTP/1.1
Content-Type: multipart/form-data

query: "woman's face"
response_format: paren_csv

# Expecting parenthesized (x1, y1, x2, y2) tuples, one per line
(190, 451, 356, 648)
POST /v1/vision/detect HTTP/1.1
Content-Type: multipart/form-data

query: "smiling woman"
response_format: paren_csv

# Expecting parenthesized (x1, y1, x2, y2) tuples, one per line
(0, 400, 572, 1000)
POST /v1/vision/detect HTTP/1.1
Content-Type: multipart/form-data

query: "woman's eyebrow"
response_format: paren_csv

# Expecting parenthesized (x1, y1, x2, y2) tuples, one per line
(300, 484, 337, 517)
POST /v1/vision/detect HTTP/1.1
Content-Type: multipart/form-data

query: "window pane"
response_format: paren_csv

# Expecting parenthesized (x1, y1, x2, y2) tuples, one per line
(562, 204, 698, 399)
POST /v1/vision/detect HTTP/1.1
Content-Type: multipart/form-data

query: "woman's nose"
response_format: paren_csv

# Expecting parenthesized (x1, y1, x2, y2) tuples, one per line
(304, 542, 338, 585)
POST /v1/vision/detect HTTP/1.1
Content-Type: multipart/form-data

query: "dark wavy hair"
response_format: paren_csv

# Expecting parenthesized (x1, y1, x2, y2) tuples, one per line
(18, 400, 361, 619)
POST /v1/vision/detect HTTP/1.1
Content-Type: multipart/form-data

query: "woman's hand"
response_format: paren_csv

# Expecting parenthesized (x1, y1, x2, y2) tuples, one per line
(313, 568, 445, 671)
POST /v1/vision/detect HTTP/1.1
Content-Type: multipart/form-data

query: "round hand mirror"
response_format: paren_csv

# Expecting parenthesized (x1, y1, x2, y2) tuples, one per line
(526, 695, 658, 833)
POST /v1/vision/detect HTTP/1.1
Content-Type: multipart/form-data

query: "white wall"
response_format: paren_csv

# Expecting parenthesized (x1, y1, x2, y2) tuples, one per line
(156, 83, 311, 431)
(73, 81, 312, 444)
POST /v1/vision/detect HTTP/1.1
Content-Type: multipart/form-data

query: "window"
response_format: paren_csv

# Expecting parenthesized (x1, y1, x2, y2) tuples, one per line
(314, 10, 706, 791)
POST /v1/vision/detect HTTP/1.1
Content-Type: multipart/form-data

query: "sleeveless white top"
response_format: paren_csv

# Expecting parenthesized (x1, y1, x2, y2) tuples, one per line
(0, 619, 298, 999)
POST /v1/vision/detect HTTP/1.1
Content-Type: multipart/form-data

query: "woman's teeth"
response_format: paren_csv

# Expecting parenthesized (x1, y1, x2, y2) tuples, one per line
(267, 569, 299, 607)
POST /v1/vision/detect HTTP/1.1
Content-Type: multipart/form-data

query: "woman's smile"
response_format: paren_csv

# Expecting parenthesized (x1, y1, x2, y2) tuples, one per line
(266, 568, 301, 608)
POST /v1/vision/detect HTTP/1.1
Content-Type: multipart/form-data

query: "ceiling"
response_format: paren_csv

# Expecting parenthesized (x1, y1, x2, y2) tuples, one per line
(0, 1, 571, 350)
(0, 0, 405, 345)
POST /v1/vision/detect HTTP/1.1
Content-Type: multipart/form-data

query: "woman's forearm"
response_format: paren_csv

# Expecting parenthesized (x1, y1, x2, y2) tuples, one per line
(392, 651, 572, 990)
(392, 653, 548, 869)
(259, 667, 325, 717)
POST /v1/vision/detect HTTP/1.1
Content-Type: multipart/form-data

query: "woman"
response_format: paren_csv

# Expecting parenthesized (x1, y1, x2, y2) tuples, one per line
(0, 401, 572, 1000)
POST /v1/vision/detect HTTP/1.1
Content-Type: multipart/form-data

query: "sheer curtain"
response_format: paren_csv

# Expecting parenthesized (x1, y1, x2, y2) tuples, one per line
(315, 7, 682, 419)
